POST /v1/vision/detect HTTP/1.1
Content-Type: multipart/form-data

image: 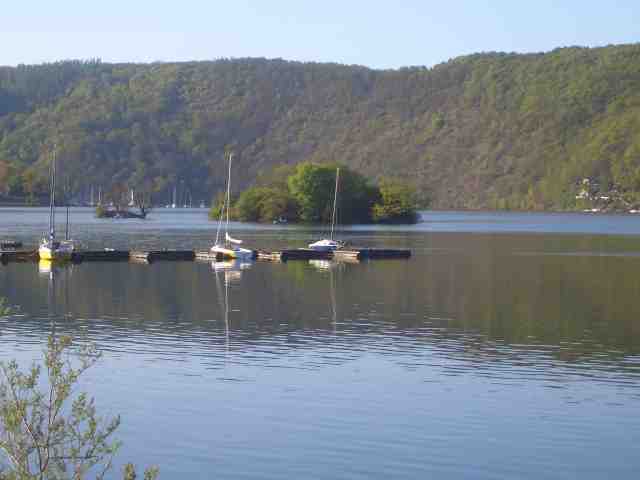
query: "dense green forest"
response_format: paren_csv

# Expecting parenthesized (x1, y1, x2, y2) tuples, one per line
(1, 43, 639, 210)
(211, 162, 418, 224)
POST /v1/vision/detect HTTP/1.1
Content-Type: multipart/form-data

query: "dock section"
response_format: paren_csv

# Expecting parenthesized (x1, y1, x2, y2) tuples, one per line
(1, 241, 23, 250)
(257, 249, 334, 262)
(130, 250, 195, 263)
(1, 245, 412, 265)
(0, 250, 37, 264)
(72, 250, 130, 262)
(334, 249, 411, 261)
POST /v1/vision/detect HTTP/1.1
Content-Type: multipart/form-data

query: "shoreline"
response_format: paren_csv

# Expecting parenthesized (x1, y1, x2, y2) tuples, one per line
(4, 204, 639, 215)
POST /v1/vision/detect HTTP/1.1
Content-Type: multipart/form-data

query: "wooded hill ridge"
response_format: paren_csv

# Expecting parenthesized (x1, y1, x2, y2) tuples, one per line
(1, 43, 639, 210)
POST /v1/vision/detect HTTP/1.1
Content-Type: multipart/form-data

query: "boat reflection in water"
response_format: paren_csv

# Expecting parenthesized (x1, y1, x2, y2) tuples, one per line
(38, 259, 54, 276)
(37, 260, 75, 322)
(210, 259, 252, 284)
(38, 259, 74, 277)
(308, 259, 336, 271)
(211, 258, 254, 351)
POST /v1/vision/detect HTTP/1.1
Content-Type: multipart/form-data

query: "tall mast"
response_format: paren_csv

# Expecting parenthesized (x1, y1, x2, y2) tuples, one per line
(49, 144, 57, 242)
(330, 167, 340, 240)
(225, 153, 233, 244)
(65, 204, 69, 240)
(214, 195, 225, 245)
(65, 181, 70, 241)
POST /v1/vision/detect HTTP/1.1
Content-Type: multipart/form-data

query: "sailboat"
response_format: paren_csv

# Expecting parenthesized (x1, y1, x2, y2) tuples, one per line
(210, 153, 254, 260)
(39, 146, 75, 261)
(308, 167, 344, 251)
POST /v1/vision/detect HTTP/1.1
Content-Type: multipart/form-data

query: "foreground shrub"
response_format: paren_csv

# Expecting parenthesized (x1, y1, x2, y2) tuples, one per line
(0, 333, 158, 480)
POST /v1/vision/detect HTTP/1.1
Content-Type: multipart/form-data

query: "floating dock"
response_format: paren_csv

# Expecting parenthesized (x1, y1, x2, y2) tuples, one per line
(257, 249, 334, 262)
(333, 249, 411, 261)
(0, 250, 38, 264)
(1, 245, 411, 265)
(255, 251, 282, 262)
(1, 241, 23, 250)
(72, 250, 131, 262)
(130, 250, 195, 263)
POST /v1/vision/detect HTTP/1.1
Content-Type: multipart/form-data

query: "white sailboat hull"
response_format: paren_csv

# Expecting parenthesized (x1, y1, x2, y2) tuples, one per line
(308, 239, 341, 251)
(210, 244, 254, 260)
(38, 240, 75, 261)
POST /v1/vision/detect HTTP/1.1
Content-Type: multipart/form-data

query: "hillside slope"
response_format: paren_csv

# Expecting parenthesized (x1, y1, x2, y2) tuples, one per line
(1, 44, 639, 209)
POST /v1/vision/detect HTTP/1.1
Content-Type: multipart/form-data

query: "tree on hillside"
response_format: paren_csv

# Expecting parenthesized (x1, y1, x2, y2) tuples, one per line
(0, 161, 10, 196)
(255, 164, 296, 190)
(2, 48, 640, 210)
(21, 169, 43, 205)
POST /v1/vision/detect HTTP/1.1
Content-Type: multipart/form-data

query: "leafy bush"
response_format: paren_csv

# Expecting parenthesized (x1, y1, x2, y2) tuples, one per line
(288, 162, 376, 224)
(95, 204, 106, 218)
(372, 178, 419, 224)
(0, 298, 11, 316)
(0, 334, 158, 480)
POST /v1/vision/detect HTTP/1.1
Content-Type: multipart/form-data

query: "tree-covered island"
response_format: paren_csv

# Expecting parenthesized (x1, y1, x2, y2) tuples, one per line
(209, 162, 420, 224)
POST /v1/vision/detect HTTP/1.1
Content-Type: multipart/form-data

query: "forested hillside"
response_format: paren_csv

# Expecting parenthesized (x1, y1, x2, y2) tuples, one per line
(1, 43, 639, 209)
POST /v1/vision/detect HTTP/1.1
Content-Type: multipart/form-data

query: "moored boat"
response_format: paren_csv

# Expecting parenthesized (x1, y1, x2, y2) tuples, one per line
(308, 167, 343, 251)
(210, 152, 254, 260)
(38, 145, 75, 262)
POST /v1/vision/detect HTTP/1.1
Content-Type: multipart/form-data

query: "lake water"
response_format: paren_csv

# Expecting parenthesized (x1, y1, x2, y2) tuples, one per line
(1, 208, 640, 479)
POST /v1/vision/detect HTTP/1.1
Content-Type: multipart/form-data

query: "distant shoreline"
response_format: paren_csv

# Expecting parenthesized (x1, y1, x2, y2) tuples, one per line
(2, 204, 640, 216)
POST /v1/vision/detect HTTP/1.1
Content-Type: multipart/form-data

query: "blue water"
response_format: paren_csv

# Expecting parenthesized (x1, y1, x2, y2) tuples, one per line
(1, 208, 640, 479)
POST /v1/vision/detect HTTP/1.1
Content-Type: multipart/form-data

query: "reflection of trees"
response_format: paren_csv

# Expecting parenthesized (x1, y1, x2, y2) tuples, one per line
(2, 234, 640, 373)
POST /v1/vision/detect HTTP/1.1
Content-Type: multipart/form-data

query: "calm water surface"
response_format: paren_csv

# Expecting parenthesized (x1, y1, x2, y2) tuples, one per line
(1, 208, 640, 479)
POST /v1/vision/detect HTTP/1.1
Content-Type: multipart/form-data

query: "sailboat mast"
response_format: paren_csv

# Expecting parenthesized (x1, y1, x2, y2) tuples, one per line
(214, 195, 225, 245)
(65, 187, 70, 241)
(330, 168, 340, 240)
(226, 153, 233, 244)
(49, 145, 57, 241)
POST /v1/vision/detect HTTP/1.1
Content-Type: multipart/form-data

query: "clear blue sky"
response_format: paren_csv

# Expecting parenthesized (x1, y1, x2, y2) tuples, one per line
(1, 0, 638, 69)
